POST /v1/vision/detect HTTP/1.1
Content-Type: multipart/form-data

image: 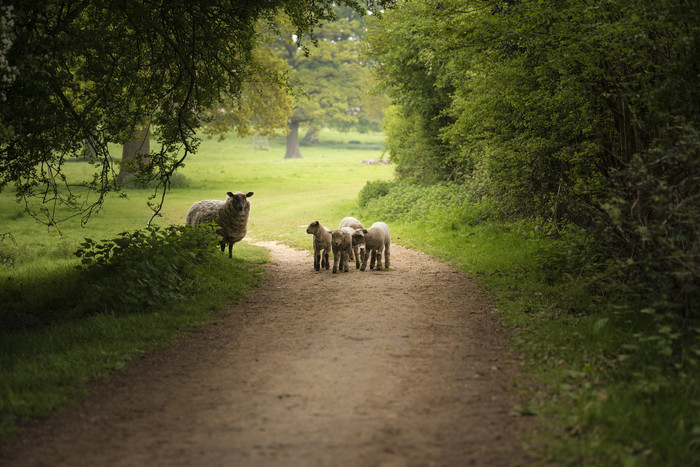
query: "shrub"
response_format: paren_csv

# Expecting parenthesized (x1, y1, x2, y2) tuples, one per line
(74, 224, 220, 315)
(358, 179, 393, 207)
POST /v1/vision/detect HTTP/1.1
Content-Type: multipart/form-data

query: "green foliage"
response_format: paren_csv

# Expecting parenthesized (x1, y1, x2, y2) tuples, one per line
(275, 5, 388, 157)
(0, 0, 391, 226)
(0, 240, 267, 436)
(74, 224, 220, 316)
(0, 128, 387, 437)
(358, 182, 700, 464)
(118, 172, 191, 190)
(359, 179, 494, 227)
(357, 180, 392, 207)
(365, 5, 700, 461)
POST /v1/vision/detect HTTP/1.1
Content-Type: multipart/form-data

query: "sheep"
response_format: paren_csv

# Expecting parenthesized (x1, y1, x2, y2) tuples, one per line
(185, 191, 253, 258)
(306, 220, 332, 271)
(352, 221, 391, 271)
(330, 228, 354, 273)
(339, 217, 365, 268)
(339, 216, 364, 230)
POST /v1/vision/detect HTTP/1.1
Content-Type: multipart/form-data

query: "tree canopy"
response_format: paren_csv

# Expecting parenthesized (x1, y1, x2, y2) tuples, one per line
(276, 6, 387, 159)
(365, 0, 700, 332)
(0, 0, 392, 227)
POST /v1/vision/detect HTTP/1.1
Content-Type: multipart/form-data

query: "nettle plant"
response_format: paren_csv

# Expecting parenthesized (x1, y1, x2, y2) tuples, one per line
(75, 224, 221, 314)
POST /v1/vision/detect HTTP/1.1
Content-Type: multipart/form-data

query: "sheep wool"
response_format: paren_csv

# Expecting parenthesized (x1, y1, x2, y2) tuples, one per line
(330, 228, 354, 273)
(186, 191, 253, 258)
(339, 217, 365, 268)
(306, 220, 332, 271)
(352, 221, 391, 271)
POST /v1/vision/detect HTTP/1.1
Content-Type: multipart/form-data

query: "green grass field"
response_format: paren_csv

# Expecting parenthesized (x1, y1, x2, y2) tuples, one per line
(3, 129, 696, 465)
(0, 130, 392, 436)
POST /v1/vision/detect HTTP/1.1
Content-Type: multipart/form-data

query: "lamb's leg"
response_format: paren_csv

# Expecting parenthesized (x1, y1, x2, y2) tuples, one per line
(369, 250, 377, 269)
(384, 243, 390, 268)
(314, 250, 320, 271)
(323, 251, 330, 270)
(376, 247, 383, 270)
(332, 250, 339, 273)
(228, 242, 233, 258)
(343, 252, 349, 272)
(360, 249, 368, 271)
(353, 245, 360, 268)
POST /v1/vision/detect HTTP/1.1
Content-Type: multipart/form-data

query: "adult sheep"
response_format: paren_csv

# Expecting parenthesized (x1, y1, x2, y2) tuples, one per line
(306, 220, 332, 271)
(339, 217, 365, 269)
(352, 221, 391, 271)
(185, 191, 253, 258)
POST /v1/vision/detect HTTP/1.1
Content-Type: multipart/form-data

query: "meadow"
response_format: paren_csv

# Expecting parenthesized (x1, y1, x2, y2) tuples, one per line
(0, 130, 392, 435)
(3, 129, 696, 465)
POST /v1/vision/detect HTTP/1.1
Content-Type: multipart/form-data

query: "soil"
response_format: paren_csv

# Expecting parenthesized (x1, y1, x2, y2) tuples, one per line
(0, 241, 534, 466)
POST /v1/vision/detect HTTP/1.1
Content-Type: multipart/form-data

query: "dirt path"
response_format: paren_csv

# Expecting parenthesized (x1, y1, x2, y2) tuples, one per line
(1, 242, 533, 466)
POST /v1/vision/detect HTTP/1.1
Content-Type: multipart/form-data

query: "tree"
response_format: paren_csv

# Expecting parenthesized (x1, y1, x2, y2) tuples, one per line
(0, 0, 392, 228)
(276, 6, 387, 159)
(365, 0, 700, 331)
(117, 125, 151, 185)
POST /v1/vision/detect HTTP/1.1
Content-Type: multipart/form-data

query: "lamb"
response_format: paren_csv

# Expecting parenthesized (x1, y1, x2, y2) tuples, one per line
(185, 191, 253, 258)
(339, 217, 365, 269)
(306, 220, 332, 271)
(352, 221, 391, 271)
(330, 228, 354, 273)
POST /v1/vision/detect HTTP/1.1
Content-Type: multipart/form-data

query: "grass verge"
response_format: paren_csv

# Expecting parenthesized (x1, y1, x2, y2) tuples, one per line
(358, 182, 700, 466)
(0, 241, 267, 437)
(0, 129, 389, 437)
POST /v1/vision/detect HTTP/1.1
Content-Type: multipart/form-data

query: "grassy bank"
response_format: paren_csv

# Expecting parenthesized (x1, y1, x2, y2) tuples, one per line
(357, 180, 700, 466)
(0, 130, 391, 436)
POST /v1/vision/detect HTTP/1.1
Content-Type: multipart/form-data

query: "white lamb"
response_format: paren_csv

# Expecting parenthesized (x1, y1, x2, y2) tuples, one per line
(352, 221, 391, 271)
(306, 220, 332, 271)
(330, 228, 354, 273)
(185, 191, 253, 258)
(339, 217, 365, 268)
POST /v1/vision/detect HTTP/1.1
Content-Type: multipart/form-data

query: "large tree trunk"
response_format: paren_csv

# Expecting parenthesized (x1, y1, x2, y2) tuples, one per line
(303, 126, 320, 144)
(284, 120, 302, 159)
(117, 125, 151, 183)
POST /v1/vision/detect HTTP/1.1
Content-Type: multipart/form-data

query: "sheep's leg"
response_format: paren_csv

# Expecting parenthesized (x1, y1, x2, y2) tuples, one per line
(353, 245, 360, 268)
(323, 250, 330, 270)
(384, 243, 390, 268)
(343, 252, 349, 272)
(332, 250, 339, 273)
(376, 247, 383, 270)
(228, 242, 233, 258)
(220, 241, 226, 253)
(369, 250, 377, 269)
(314, 249, 320, 271)
(360, 249, 368, 271)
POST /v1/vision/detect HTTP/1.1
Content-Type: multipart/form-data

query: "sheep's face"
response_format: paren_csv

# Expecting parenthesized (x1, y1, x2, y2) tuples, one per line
(331, 229, 347, 247)
(352, 229, 367, 247)
(226, 191, 253, 211)
(306, 221, 320, 234)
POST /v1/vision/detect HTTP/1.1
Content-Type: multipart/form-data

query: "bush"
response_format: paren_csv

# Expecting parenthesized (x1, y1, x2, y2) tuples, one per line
(1, 224, 224, 330)
(74, 224, 221, 315)
(359, 179, 496, 228)
(358, 180, 393, 207)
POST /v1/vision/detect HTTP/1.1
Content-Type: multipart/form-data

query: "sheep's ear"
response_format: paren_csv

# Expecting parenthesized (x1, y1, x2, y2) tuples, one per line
(312, 221, 319, 226)
(246, 192, 254, 197)
(227, 191, 234, 197)
(363, 229, 368, 234)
